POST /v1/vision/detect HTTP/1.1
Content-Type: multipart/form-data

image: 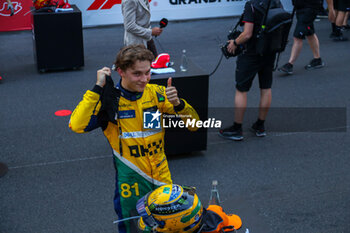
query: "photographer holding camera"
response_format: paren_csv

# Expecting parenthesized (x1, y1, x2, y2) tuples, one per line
(219, 0, 282, 141)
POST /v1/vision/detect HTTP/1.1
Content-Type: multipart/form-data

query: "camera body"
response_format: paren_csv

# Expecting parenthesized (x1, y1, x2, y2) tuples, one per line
(221, 30, 244, 59)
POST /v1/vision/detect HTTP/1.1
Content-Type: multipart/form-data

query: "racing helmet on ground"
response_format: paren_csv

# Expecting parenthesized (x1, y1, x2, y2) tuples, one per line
(151, 53, 171, 69)
(33, 0, 65, 9)
(33, 0, 51, 9)
(136, 184, 204, 233)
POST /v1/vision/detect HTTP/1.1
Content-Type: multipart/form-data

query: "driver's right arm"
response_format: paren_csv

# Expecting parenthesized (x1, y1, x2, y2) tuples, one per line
(69, 68, 110, 133)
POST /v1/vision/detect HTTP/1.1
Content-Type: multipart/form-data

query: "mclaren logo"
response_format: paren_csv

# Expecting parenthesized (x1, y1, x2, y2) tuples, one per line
(87, 0, 121, 10)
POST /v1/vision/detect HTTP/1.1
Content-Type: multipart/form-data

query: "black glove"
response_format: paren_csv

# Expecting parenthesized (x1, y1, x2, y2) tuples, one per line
(99, 75, 121, 125)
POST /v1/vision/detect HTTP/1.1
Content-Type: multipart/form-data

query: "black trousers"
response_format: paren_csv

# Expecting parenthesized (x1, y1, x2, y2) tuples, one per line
(147, 39, 158, 58)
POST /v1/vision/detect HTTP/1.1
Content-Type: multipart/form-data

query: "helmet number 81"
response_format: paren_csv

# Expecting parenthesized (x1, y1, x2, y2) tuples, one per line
(120, 183, 139, 198)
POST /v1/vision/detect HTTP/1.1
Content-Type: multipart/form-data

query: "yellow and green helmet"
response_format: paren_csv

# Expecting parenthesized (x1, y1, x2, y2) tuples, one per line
(136, 184, 204, 233)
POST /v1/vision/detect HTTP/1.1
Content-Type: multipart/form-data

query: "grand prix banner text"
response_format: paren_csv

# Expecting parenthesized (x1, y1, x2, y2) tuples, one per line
(0, 0, 293, 31)
(71, 0, 247, 27)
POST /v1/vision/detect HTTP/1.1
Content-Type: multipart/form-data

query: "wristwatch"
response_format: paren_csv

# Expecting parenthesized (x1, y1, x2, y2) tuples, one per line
(233, 40, 238, 46)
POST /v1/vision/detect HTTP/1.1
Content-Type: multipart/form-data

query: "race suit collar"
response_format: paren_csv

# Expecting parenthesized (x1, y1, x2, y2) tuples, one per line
(116, 80, 143, 101)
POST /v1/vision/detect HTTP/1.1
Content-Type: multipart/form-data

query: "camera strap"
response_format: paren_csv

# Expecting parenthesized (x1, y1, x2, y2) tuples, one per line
(230, 13, 244, 32)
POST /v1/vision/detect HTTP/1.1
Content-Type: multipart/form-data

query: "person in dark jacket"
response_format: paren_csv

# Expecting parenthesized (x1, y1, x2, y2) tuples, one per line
(278, 0, 325, 75)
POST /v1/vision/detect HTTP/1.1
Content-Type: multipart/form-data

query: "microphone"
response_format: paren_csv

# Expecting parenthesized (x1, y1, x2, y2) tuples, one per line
(159, 18, 168, 29)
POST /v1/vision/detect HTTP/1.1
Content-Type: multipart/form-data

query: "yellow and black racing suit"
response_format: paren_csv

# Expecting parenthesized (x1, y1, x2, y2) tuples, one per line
(69, 81, 199, 233)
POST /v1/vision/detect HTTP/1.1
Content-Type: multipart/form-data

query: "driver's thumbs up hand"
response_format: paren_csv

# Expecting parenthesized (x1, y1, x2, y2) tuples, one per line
(167, 77, 172, 87)
(165, 77, 180, 106)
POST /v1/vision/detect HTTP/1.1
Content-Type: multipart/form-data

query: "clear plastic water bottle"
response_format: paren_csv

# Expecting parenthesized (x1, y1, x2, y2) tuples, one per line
(180, 49, 188, 72)
(208, 180, 221, 206)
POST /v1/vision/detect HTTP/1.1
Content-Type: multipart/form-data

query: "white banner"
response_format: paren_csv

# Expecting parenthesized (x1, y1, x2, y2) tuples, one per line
(69, 0, 294, 27)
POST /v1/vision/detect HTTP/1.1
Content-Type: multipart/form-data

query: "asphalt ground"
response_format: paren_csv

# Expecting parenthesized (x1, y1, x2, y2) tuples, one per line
(1, 16, 350, 233)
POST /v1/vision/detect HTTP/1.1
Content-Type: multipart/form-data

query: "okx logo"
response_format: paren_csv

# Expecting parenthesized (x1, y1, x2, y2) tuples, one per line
(144, 110, 161, 129)
(87, 0, 121, 10)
